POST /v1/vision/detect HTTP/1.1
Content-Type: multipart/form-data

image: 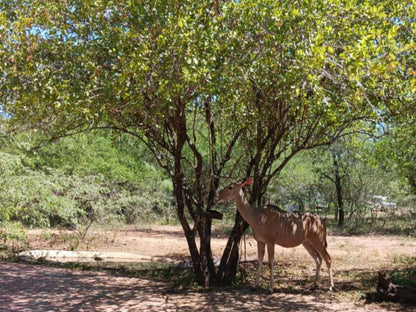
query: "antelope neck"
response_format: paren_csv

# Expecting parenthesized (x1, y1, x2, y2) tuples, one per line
(233, 188, 258, 225)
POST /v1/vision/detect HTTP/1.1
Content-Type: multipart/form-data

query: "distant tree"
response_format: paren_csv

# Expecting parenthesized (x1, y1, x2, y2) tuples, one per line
(1, 0, 414, 287)
(376, 116, 416, 196)
(310, 136, 408, 228)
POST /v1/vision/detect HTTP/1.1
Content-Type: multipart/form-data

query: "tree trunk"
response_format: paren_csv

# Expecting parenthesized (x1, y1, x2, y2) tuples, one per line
(332, 150, 344, 227)
(215, 212, 249, 285)
(197, 215, 216, 287)
(170, 100, 211, 286)
(177, 200, 248, 287)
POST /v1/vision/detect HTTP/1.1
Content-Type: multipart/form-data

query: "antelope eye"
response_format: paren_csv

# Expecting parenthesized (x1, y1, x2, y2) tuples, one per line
(228, 186, 233, 190)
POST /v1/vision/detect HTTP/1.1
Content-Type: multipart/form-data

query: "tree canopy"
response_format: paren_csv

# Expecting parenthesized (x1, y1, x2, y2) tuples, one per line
(1, 0, 415, 287)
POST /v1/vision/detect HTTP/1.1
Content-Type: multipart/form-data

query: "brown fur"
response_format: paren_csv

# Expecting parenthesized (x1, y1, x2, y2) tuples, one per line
(215, 179, 334, 291)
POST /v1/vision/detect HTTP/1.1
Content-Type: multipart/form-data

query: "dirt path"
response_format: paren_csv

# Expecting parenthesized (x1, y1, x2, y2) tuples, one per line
(0, 262, 397, 312)
(1, 225, 415, 311)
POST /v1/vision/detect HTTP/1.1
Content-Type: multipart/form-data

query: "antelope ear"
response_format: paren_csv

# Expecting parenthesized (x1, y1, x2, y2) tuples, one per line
(241, 177, 253, 187)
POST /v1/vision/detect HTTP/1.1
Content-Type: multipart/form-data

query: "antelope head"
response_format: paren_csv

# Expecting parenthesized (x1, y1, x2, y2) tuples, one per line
(214, 177, 253, 204)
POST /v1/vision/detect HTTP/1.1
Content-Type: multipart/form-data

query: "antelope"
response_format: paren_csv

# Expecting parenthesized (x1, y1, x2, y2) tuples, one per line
(214, 177, 334, 292)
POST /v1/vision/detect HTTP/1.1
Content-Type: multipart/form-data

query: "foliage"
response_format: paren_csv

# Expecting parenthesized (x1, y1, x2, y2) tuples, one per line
(0, 132, 174, 229)
(268, 151, 320, 211)
(0, 220, 28, 252)
(372, 111, 416, 196)
(30, 130, 175, 224)
(275, 137, 415, 221)
(1, 0, 415, 287)
(0, 150, 103, 227)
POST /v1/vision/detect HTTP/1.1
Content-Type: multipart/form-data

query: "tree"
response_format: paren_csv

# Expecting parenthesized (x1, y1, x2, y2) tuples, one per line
(313, 139, 365, 227)
(1, 0, 414, 287)
(376, 113, 416, 196)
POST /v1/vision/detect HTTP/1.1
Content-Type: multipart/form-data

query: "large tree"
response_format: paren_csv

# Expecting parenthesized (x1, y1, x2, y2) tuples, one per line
(1, 0, 414, 287)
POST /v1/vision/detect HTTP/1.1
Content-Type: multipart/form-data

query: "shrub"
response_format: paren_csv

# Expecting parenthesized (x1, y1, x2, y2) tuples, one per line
(0, 221, 28, 252)
(0, 147, 175, 230)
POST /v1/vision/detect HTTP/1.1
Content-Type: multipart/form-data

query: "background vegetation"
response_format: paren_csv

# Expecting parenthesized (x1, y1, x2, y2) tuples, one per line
(1, 129, 414, 234)
(0, 130, 174, 243)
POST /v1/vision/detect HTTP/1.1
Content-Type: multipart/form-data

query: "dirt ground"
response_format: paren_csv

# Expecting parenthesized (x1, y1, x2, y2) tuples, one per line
(1, 225, 416, 311)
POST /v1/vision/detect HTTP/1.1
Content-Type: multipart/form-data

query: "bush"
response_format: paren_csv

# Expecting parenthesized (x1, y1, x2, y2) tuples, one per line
(0, 132, 176, 229)
(0, 221, 28, 252)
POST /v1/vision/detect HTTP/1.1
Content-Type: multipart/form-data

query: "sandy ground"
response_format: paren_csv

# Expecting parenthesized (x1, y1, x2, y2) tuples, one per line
(1, 225, 415, 311)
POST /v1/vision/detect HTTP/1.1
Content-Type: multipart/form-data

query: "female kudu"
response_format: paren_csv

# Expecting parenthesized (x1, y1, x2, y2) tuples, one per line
(215, 178, 334, 292)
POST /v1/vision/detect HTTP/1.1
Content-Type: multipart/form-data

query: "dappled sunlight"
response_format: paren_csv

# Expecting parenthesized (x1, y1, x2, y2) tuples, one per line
(1, 225, 415, 311)
(0, 262, 401, 312)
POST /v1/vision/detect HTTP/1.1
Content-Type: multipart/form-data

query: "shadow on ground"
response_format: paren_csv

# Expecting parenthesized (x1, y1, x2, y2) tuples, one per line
(2, 261, 413, 312)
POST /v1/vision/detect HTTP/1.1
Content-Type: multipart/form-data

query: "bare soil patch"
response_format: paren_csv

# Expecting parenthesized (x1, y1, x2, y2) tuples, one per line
(1, 225, 415, 311)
